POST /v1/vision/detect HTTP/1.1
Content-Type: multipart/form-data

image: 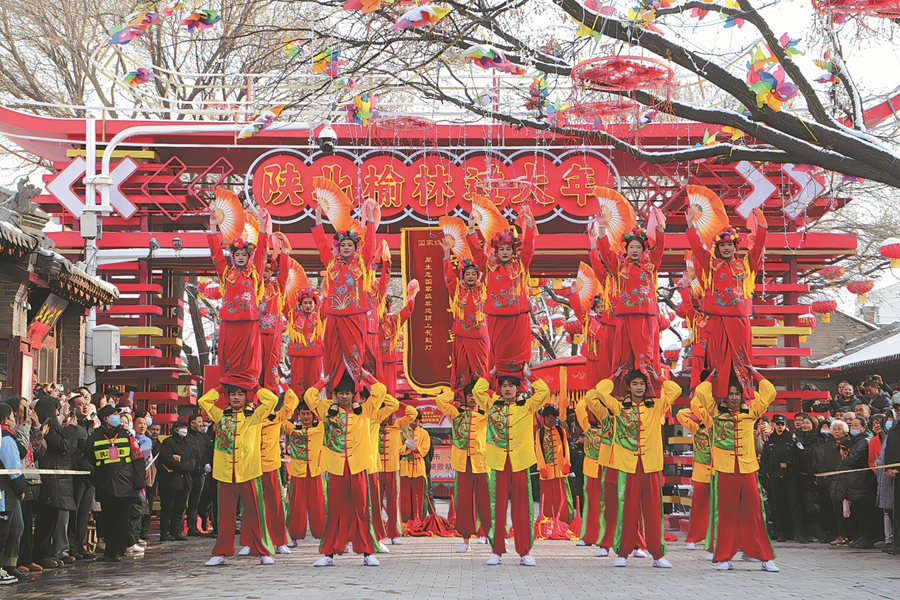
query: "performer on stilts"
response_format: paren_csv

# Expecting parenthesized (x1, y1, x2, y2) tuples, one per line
(305, 371, 385, 567)
(536, 406, 574, 524)
(207, 210, 269, 389)
(686, 203, 767, 399)
(365, 250, 391, 375)
(201, 385, 278, 566)
(693, 368, 779, 572)
(594, 210, 666, 392)
(374, 402, 418, 547)
(258, 237, 290, 392)
(436, 382, 491, 553)
(285, 287, 325, 398)
(676, 399, 712, 550)
(442, 232, 490, 391)
(377, 281, 419, 396)
(473, 365, 550, 567)
(592, 367, 681, 568)
(284, 400, 325, 542)
(312, 199, 378, 389)
(399, 413, 431, 524)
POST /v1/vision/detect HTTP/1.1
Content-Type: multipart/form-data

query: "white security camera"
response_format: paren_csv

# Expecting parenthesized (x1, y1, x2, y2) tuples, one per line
(318, 124, 337, 155)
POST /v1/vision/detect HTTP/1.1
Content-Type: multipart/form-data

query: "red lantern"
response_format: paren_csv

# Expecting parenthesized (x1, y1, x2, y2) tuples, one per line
(879, 237, 900, 269)
(819, 265, 844, 281)
(204, 282, 222, 300)
(657, 314, 670, 330)
(564, 318, 582, 336)
(811, 294, 838, 322)
(798, 312, 818, 330)
(662, 346, 681, 363)
(847, 277, 874, 303)
(551, 316, 565, 330)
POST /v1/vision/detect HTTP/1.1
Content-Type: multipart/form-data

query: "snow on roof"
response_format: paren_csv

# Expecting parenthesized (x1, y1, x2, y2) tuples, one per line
(817, 328, 900, 369)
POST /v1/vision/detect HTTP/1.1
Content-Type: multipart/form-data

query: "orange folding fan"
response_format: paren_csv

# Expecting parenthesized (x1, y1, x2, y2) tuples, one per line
(471, 193, 507, 247)
(685, 185, 729, 248)
(575, 262, 602, 314)
(593, 187, 636, 253)
(283, 259, 310, 302)
(242, 212, 260, 247)
(312, 176, 358, 233)
(439, 215, 473, 261)
(212, 188, 246, 243)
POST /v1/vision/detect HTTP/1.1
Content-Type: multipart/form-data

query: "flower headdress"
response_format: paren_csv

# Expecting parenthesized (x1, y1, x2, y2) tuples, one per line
(490, 227, 520, 251)
(228, 238, 255, 254)
(459, 258, 480, 275)
(622, 226, 648, 246)
(715, 226, 742, 244)
(332, 230, 363, 248)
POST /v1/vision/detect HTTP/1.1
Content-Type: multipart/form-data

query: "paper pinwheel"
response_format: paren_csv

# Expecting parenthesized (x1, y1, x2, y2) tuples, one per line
(180, 9, 221, 34)
(346, 93, 379, 126)
(343, 0, 383, 13)
(283, 38, 308, 59)
(525, 73, 550, 111)
(237, 106, 284, 140)
(314, 47, 346, 78)
(159, 2, 186, 18)
(814, 52, 839, 84)
(747, 65, 799, 111)
(459, 44, 525, 75)
(392, 5, 451, 29)
(122, 68, 154, 87)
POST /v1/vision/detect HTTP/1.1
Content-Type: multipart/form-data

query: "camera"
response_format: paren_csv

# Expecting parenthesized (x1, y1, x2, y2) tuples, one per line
(318, 124, 337, 155)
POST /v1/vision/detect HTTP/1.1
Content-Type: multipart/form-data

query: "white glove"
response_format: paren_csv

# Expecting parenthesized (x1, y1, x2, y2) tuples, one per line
(204, 464, 211, 474)
(405, 439, 417, 450)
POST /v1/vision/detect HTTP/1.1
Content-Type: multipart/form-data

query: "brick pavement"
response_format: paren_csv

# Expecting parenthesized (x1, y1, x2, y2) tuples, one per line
(11, 532, 900, 600)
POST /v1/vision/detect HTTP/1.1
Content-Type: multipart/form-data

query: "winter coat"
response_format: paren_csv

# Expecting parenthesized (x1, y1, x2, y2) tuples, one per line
(836, 432, 876, 503)
(186, 428, 210, 473)
(861, 392, 892, 414)
(158, 433, 198, 491)
(37, 427, 76, 510)
(82, 424, 146, 499)
(761, 429, 797, 480)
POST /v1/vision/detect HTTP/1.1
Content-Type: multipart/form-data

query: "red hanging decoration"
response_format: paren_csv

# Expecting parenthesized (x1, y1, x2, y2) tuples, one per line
(878, 237, 900, 268)
(571, 56, 675, 92)
(813, 0, 900, 19)
(846, 276, 874, 303)
(374, 115, 436, 132)
(819, 265, 845, 281)
(798, 313, 818, 330)
(811, 295, 838, 323)
(564, 318, 582, 336)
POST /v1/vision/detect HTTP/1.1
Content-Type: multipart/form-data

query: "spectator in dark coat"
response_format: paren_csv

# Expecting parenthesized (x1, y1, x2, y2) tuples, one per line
(831, 381, 862, 415)
(794, 414, 823, 542)
(33, 396, 76, 568)
(185, 414, 210, 536)
(158, 421, 198, 541)
(861, 379, 892, 415)
(836, 417, 879, 548)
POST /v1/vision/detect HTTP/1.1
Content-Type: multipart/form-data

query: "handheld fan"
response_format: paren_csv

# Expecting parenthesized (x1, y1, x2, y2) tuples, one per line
(439, 216, 473, 261)
(593, 187, 636, 253)
(685, 185, 729, 249)
(211, 188, 246, 243)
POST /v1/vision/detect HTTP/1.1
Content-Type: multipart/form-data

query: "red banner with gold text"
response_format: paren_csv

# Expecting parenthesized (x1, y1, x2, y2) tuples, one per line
(401, 228, 452, 393)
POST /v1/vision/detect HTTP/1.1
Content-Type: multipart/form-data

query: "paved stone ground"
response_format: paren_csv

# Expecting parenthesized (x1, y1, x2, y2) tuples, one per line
(11, 531, 899, 600)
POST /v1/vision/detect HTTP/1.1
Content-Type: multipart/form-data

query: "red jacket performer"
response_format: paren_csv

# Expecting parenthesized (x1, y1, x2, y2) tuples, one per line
(286, 289, 325, 397)
(442, 237, 490, 391)
(468, 208, 535, 377)
(207, 212, 269, 389)
(693, 369, 779, 572)
(686, 206, 767, 399)
(258, 249, 290, 392)
(377, 285, 418, 396)
(473, 365, 550, 566)
(595, 214, 666, 391)
(593, 368, 681, 568)
(312, 200, 378, 390)
(200, 385, 278, 567)
(304, 370, 385, 567)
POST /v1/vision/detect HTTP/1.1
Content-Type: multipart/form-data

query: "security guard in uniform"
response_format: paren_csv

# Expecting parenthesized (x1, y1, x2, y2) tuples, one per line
(81, 405, 146, 562)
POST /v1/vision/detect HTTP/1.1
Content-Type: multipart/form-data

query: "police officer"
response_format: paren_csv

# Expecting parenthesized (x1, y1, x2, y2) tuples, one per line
(158, 420, 197, 541)
(761, 414, 803, 542)
(81, 405, 146, 562)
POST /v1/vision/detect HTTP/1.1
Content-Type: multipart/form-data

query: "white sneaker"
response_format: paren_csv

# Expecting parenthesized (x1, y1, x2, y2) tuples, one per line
(576, 540, 587, 547)
(613, 556, 627, 567)
(740, 553, 761, 563)
(138, 539, 148, 547)
(596, 547, 609, 557)
(205, 555, 227, 567)
(716, 561, 734, 571)
(287, 540, 298, 548)
(260, 555, 275, 565)
(0, 569, 15, 584)
(631, 548, 648, 558)
(126, 544, 144, 554)
(456, 543, 470, 553)
(378, 543, 390, 554)
(363, 554, 380, 567)
(685, 542, 696, 550)
(705, 552, 715, 561)
(237, 546, 251, 556)
(520, 554, 536, 566)
(391, 538, 403, 545)
(313, 555, 335, 567)
(275, 545, 291, 555)
(761, 560, 780, 572)
(476, 536, 488, 544)
(652, 558, 672, 568)
(486, 553, 502, 565)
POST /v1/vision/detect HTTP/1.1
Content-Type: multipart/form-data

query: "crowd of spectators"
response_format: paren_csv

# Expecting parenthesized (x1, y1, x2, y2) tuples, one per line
(0, 383, 216, 585)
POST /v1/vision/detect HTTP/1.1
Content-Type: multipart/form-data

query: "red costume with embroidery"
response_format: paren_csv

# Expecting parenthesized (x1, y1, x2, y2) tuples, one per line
(312, 224, 376, 388)
(467, 224, 535, 375)
(687, 226, 767, 399)
(596, 233, 664, 388)
(258, 253, 289, 392)
(208, 232, 268, 389)
(285, 296, 324, 397)
(376, 297, 415, 396)
(443, 257, 490, 390)
(365, 260, 390, 373)
(568, 247, 612, 387)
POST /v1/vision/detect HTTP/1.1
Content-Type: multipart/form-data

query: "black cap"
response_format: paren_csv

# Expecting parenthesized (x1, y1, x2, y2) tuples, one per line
(105, 386, 122, 397)
(333, 372, 356, 393)
(540, 406, 559, 418)
(772, 414, 787, 425)
(624, 369, 647, 385)
(173, 420, 189, 430)
(97, 405, 120, 420)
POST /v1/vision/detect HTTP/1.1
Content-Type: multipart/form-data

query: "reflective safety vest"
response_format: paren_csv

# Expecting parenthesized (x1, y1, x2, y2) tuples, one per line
(92, 434, 133, 465)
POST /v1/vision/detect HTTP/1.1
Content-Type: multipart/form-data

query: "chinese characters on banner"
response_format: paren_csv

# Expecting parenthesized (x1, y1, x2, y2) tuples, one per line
(250, 151, 615, 221)
(401, 229, 453, 393)
(26, 294, 69, 350)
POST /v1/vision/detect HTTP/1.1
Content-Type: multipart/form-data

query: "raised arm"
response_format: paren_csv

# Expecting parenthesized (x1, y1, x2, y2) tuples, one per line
(685, 226, 711, 281)
(748, 225, 768, 273)
(584, 389, 610, 422)
(519, 213, 536, 270)
(595, 236, 619, 277)
(750, 378, 778, 418)
(311, 225, 332, 265)
(276, 250, 290, 290)
(466, 232, 487, 273)
(361, 208, 377, 267)
(207, 233, 228, 280)
(253, 233, 269, 276)
(649, 229, 665, 269)
(303, 379, 330, 420)
(374, 392, 401, 424)
(435, 387, 459, 419)
(472, 376, 495, 413)
(694, 380, 717, 421)
(659, 379, 683, 413)
(690, 395, 712, 428)
(525, 378, 552, 414)
(595, 379, 621, 416)
(278, 388, 301, 422)
(198, 388, 224, 423)
(676, 408, 699, 435)
(249, 387, 279, 424)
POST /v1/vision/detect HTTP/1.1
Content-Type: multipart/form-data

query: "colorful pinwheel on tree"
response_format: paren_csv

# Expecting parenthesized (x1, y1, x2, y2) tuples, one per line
(122, 67, 154, 87)
(283, 38, 309, 59)
(180, 9, 221, 34)
(814, 51, 840, 84)
(237, 106, 285, 140)
(525, 73, 550, 111)
(346, 93, 379, 126)
(626, 5, 664, 35)
(108, 8, 159, 45)
(314, 47, 346, 79)
(343, 0, 385, 13)
(159, 1, 186, 18)
(721, 0, 745, 28)
(459, 44, 525, 75)
(392, 5, 451, 29)
(546, 97, 570, 126)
